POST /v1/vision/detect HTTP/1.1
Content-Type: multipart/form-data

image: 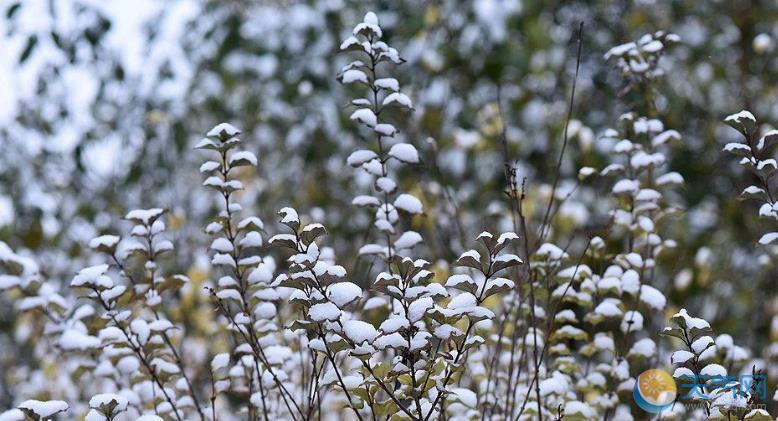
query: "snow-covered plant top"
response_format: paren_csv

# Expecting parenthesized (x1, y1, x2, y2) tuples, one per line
(723, 110, 778, 246)
(605, 31, 680, 92)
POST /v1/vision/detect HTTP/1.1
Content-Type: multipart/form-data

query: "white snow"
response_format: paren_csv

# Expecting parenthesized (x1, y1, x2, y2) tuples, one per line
(363, 296, 388, 310)
(641, 39, 663, 53)
(394, 231, 422, 249)
(447, 292, 477, 310)
(604, 42, 637, 59)
(352, 195, 381, 207)
(0, 409, 23, 421)
(211, 353, 230, 371)
(450, 388, 477, 408)
(342, 320, 378, 344)
(237, 216, 264, 231)
(629, 338, 656, 357)
(341, 69, 368, 84)
(71, 264, 112, 288)
(379, 315, 409, 334)
(309, 302, 341, 322)
(691, 336, 714, 354)
(239, 231, 262, 248)
(347, 149, 378, 167)
(394, 194, 423, 214)
(594, 300, 622, 318)
(212, 253, 236, 268)
(374, 332, 406, 349)
(700, 363, 727, 377)
(715, 334, 734, 350)
(621, 311, 644, 333)
(210, 237, 234, 253)
(673, 367, 695, 379)
(327, 282, 362, 308)
(229, 151, 258, 167)
(446, 274, 476, 290)
(130, 319, 151, 345)
(388, 143, 419, 163)
(457, 249, 481, 265)
(759, 232, 778, 245)
(17, 400, 69, 418)
(494, 253, 523, 266)
(639, 284, 666, 310)
(376, 177, 397, 193)
(340, 36, 361, 51)
(536, 243, 567, 260)
(350, 108, 377, 127)
(612, 179, 639, 194)
(374, 78, 399, 91)
(207, 122, 240, 138)
(656, 171, 684, 186)
(199, 160, 220, 173)
(353, 12, 382, 38)
(89, 393, 128, 412)
(564, 401, 595, 418)
(382, 92, 413, 109)
(88, 235, 120, 251)
(60, 329, 100, 351)
(673, 309, 711, 331)
(652, 129, 681, 147)
(724, 110, 756, 125)
(593, 333, 615, 351)
(279, 207, 299, 225)
(539, 372, 570, 396)
(374, 123, 397, 136)
(125, 208, 164, 225)
(408, 297, 433, 322)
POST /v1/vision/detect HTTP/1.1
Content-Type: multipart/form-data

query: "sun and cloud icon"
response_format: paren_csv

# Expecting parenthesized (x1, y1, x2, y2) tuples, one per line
(633, 369, 677, 413)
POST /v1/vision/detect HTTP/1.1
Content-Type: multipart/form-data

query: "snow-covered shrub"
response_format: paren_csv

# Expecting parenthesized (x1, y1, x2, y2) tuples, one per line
(0, 9, 773, 421)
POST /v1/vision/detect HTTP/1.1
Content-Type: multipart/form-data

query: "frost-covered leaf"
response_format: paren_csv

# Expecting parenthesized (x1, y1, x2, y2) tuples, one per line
(445, 274, 477, 294)
(327, 282, 362, 308)
(382, 92, 413, 109)
(492, 253, 523, 273)
(229, 151, 258, 167)
(724, 110, 757, 134)
(88, 235, 120, 253)
(89, 393, 128, 416)
(482, 277, 514, 297)
(342, 320, 378, 344)
(124, 208, 165, 225)
(207, 122, 241, 139)
(352, 195, 381, 208)
(394, 194, 423, 214)
(339, 69, 368, 84)
(350, 108, 377, 127)
(374, 78, 399, 91)
(309, 302, 341, 322)
(388, 143, 419, 163)
(278, 207, 300, 230)
(18, 400, 69, 419)
(454, 250, 481, 269)
(759, 232, 778, 245)
(211, 353, 230, 372)
(347, 149, 378, 167)
(395, 231, 422, 249)
(71, 264, 112, 288)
